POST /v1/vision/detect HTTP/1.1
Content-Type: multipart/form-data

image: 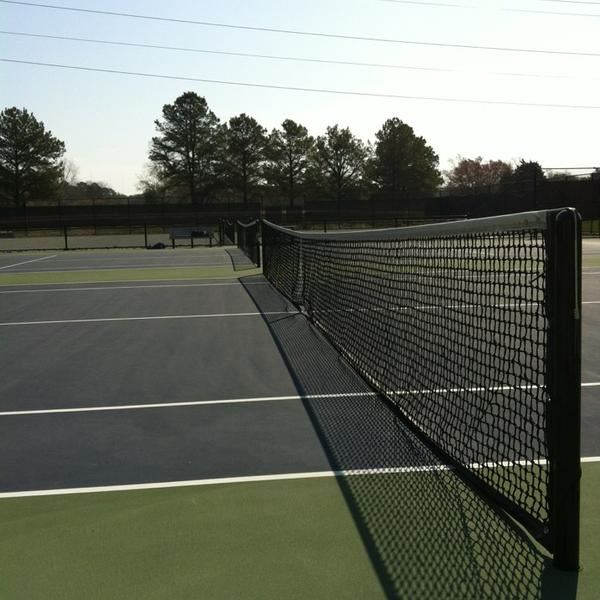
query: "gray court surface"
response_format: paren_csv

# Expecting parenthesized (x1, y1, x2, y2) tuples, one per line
(0, 252, 598, 494)
(0, 248, 231, 272)
(0, 231, 214, 252)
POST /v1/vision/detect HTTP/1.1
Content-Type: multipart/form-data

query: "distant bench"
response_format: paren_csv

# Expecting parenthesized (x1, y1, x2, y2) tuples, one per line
(169, 227, 215, 248)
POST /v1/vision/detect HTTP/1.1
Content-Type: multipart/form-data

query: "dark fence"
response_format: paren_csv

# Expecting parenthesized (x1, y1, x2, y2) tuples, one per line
(0, 202, 262, 231)
(1, 179, 599, 234)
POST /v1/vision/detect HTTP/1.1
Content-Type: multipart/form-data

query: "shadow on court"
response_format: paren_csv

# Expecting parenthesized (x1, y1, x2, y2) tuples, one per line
(225, 247, 259, 272)
(241, 275, 578, 600)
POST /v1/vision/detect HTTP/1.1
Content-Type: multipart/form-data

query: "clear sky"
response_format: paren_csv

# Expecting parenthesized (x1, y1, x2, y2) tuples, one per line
(1, 0, 599, 194)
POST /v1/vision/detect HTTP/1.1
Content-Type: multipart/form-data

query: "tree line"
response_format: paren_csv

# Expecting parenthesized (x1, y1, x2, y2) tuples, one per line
(141, 91, 442, 207)
(0, 96, 596, 208)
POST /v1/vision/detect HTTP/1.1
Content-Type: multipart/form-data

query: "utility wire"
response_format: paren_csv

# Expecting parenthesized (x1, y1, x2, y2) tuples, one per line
(377, 1, 473, 7)
(378, 0, 600, 17)
(1, 1, 599, 57)
(541, 1, 600, 5)
(2, 58, 600, 110)
(2, 30, 594, 82)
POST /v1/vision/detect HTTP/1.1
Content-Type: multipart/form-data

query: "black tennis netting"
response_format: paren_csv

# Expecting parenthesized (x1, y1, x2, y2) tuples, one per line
(262, 209, 581, 569)
(236, 219, 261, 266)
(219, 219, 236, 246)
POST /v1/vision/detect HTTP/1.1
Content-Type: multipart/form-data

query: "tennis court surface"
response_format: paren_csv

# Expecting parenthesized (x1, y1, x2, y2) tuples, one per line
(1, 216, 599, 599)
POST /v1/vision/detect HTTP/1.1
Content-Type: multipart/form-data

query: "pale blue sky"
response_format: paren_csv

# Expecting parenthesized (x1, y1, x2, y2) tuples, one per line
(1, 0, 599, 194)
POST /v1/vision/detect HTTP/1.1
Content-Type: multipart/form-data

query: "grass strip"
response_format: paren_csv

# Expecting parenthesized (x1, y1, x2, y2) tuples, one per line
(0, 477, 383, 600)
(0, 463, 598, 598)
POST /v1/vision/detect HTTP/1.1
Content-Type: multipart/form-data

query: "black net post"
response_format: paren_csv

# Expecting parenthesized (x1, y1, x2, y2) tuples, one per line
(547, 208, 582, 571)
(237, 222, 245, 254)
(63, 225, 68, 250)
(144, 223, 148, 248)
(255, 235, 261, 268)
(236, 220, 260, 266)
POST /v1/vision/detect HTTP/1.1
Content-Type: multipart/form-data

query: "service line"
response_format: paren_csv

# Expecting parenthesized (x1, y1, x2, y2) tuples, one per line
(0, 281, 269, 294)
(1, 383, 597, 417)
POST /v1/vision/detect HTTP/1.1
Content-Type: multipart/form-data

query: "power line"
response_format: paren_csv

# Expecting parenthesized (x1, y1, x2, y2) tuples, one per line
(541, 1, 600, 5)
(2, 30, 594, 83)
(1, 1, 599, 58)
(377, 1, 472, 7)
(2, 58, 600, 110)
(379, 0, 600, 17)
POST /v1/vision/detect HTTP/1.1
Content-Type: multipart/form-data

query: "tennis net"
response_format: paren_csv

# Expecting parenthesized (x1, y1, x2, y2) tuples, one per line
(262, 209, 581, 570)
(236, 220, 261, 267)
(218, 219, 236, 246)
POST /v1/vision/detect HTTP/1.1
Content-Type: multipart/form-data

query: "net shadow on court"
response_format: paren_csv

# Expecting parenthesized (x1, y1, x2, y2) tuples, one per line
(225, 248, 259, 272)
(241, 276, 578, 599)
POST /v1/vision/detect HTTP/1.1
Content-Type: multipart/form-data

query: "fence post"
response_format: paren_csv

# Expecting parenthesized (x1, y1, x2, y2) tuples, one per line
(63, 225, 69, 250)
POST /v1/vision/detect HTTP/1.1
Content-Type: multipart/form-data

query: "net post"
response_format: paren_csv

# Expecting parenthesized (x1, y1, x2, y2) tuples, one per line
(63, 225, 68, 250)
(547, 208, 582, 571)
(255, 221, 262, 269)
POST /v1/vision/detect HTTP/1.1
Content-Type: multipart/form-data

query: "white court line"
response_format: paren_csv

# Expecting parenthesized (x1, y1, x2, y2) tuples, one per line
(0, 310, 294, 327)
(6, 263, 229, 273)
(0, 255, 56, 270)
(44, 255, 224, 263)
(0, 391, 375, 417)
(0, 281, 269, 294)
(2, 457, 599, 499)
(312, 301, 599, 316)
(0, 276, 254, 287)
(0, 470, 437, 499)
(1, 383, 597, 417)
